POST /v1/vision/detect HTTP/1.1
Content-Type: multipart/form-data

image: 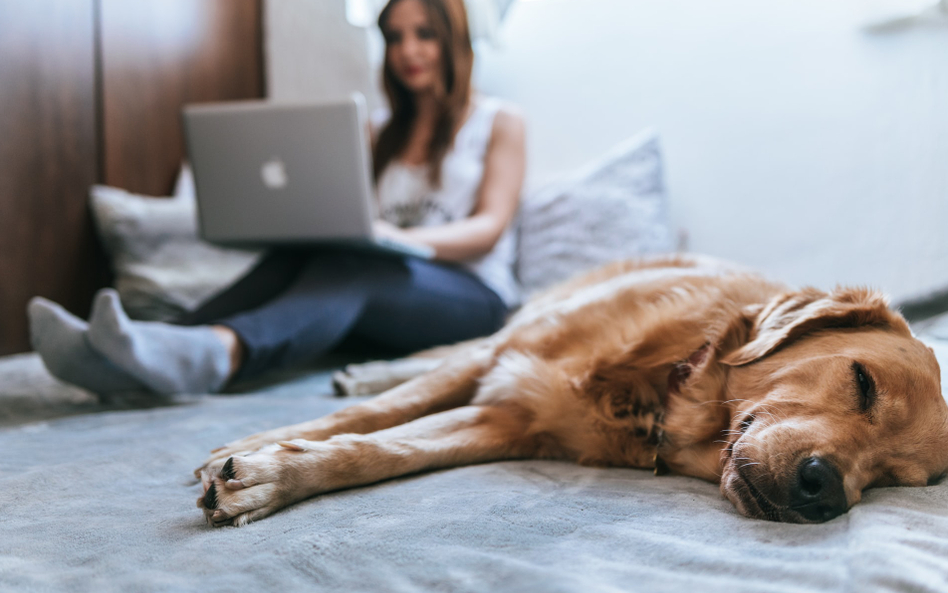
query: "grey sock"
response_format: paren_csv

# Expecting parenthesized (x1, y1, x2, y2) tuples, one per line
(28, 297, 146, 394)
(87, 289, 232, 395)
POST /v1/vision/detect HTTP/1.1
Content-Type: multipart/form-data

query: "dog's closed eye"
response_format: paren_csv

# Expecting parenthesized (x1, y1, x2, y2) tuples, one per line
(738, 414, 755, 434)
(852, 362, 876, 415)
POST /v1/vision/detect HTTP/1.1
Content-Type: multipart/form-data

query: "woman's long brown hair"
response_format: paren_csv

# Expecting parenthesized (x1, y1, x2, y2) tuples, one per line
(373, 0, 473, 187)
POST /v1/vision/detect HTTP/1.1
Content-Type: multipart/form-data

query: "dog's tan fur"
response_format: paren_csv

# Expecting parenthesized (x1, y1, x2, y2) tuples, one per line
(196, 255, 948, 526)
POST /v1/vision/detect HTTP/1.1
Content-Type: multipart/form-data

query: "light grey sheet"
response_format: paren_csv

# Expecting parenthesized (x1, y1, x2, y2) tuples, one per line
(2, 333, 948, 593)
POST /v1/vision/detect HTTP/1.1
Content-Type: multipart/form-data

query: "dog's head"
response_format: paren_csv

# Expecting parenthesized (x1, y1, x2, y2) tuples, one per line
(718, 287, 948, 523)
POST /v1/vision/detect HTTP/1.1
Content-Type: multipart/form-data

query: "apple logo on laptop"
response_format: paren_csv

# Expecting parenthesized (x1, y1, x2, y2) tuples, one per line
(261, 157, 288, 190)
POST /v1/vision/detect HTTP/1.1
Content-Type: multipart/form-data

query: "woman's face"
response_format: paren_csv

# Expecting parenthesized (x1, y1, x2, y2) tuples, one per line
(383, 0, 442, 94)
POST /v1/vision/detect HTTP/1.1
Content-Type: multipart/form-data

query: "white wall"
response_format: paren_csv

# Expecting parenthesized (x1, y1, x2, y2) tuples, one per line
(266, 0, 948, 301)
(266, 0, 377, 105)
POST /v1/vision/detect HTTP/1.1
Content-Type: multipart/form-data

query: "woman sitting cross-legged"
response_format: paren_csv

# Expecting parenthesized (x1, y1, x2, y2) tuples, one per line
(28, 0, 525, 396)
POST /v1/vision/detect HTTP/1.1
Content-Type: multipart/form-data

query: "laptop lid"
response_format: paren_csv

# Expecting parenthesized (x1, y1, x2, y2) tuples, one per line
(182, 94, 376, 246)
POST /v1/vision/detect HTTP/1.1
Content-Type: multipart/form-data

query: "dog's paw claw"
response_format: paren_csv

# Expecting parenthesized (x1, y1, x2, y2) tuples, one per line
(331, 371, 353, 396)
(202, 483, 219, 509)
(221, 457, 237, 480)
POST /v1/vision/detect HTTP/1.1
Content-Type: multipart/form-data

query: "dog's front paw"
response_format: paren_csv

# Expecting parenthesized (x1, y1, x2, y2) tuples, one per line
(196, 440, 320, 527)
(195, 428, 301, 478)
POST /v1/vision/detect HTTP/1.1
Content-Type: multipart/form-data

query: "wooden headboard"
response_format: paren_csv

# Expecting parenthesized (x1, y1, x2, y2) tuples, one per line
(0, 0, 264, 355)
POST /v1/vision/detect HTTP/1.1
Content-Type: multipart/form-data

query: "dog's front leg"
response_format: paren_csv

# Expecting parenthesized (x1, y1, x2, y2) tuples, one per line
(197, 404, 534, 527)
(197, 343, 496, 473)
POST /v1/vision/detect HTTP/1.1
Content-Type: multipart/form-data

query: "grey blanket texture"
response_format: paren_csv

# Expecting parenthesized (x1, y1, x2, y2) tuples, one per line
(3, 328, 948, 592)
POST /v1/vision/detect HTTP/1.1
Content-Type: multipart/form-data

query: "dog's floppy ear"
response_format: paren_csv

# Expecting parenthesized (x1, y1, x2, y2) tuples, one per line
(721, 286, 910, 366)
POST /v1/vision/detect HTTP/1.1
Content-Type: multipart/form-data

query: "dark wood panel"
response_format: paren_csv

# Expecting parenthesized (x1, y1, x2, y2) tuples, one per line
(0, 0, 264, 355)
(0, 0, 100, 355)
(100, 0, 265, 196)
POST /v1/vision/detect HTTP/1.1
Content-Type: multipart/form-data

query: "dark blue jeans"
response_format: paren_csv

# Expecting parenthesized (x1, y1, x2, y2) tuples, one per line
(178, 249, 508, 380)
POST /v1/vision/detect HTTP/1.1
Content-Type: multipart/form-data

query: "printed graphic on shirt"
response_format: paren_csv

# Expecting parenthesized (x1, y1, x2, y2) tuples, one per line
(381, 195, 454, 228)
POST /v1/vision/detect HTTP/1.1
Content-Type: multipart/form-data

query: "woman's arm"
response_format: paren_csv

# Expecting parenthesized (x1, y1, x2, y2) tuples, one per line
(374, 106, 526, 262)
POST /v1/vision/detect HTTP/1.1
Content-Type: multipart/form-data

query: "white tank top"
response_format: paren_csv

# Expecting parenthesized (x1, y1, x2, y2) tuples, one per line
(374, 97, 520, 307)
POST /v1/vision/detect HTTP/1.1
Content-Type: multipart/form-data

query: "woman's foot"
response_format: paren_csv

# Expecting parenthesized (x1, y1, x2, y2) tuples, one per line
(87, 289, 233, 395)
(28, 297, 146, 394)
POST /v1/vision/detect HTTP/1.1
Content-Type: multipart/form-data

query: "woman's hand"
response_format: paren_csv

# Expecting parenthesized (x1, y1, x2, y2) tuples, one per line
(372, 219, 405, 242)
(372, 220, 431, 250)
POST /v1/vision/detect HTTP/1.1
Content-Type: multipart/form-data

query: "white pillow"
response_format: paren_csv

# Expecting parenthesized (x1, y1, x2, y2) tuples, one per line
(516, 129, 675, 296)
(89, 165, 262, 321)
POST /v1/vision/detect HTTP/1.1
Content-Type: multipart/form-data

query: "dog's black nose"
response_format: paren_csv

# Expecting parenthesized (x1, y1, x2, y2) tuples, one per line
(790, 457, 848, 522)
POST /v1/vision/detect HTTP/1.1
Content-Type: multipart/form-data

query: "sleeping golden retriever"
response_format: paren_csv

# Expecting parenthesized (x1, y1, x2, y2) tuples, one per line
(195, 255, 948, 526)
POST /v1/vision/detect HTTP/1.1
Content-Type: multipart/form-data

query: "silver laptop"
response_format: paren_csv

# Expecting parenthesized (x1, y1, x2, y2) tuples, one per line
(182, 94, 433, 259)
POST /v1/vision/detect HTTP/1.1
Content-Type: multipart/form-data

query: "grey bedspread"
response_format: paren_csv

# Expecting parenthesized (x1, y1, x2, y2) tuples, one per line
(2, 334, 948, 593)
